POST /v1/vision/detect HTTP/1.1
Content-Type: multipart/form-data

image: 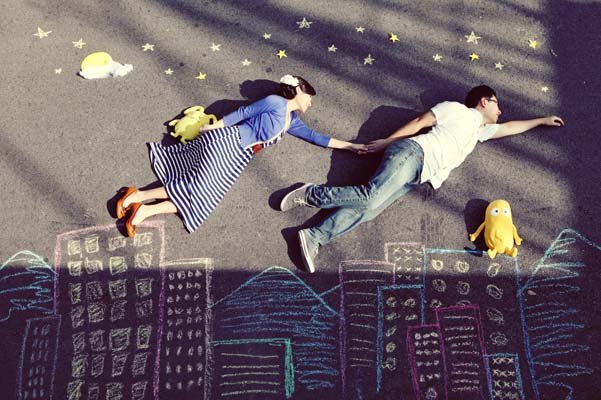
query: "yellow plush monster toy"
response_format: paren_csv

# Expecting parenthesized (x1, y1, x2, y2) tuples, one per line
(169, 106, 217, 144)
(469, 199, 523, 259)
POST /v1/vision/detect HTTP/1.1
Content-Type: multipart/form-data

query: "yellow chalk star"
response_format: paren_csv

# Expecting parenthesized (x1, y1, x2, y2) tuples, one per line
(72, 38, 86, 49)
(241, 59, 252, 66)
(469, 53, 480, 61)
(164, 68, 174, 75)
(465, 31, 481, 44)
(55, 68, 62, 74)
(276, 49, 287, 59)
(541, 86, 549, 92)
(142, 43, 155, 51)
(356, 26, 365, 33)
(195, 72, 207, 80)
(389, 33, 399, 43)
(528, 39, 538, 49)
(495, 62, 505, 70)
(263, 33, 271, 39)
(433, 53, 443, 62)
(33, 27, 51, 39)
(210, 43, 221, 52)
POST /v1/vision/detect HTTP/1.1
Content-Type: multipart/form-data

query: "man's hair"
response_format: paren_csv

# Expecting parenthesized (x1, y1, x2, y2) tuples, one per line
(465, 85, 496, 108)
(279, 76, 316, 99)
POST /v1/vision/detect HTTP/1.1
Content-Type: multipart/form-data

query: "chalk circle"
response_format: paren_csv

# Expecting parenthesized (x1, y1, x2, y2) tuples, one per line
(455, 300, 471, 306)
(490, 331, 509, 346)
(486, 284, 504, 300)
(430, 259, 444, 271)
(486, 307, 505, 325)
(386, 312, 400, 321)
(454, 260, 470, 273)
(456, 281, 471, 295)
(386, 296, 398, 307)
(487, 262, 502, 277)
(382, 357, 397, 370)
(429, 299, 443, 309)
(432, 279, 447, 292)
(385, 326, 397, 337)
(426, 387, 438, 399)
(404, 298, 417, 307)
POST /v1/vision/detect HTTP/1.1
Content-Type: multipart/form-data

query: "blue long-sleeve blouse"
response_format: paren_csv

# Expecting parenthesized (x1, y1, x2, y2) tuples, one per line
(222, 95, 331, 149)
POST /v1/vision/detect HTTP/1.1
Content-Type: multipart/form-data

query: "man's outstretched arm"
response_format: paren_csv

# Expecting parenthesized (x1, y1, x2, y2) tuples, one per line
(491, 115, 564, 139)
(365, 111, 437, 153)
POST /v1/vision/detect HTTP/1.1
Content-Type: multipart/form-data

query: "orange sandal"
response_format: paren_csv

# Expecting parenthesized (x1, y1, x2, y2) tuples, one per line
(125, 203, 143, 237)
(116, 187, 137, 219)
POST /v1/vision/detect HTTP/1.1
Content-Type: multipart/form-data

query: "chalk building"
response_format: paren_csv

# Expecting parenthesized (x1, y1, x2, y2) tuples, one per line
(17, 316, 61, 400)
(210, 267, 339, 397)
(338, 260, 395, 398)
(53, 223, 165, 400)
(159, 258, 212, 400)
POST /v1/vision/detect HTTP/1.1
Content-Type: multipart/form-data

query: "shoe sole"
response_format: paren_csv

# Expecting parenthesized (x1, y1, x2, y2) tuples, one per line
(298, 230, 316, 273)
(280, 183, 312, 211)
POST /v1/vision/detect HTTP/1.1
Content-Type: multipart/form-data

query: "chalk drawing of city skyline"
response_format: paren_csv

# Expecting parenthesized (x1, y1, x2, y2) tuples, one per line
(1, 225, 599, 399)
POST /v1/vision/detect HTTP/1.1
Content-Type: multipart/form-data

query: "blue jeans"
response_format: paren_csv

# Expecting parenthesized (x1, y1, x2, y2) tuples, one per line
(305, 139, 424, 245)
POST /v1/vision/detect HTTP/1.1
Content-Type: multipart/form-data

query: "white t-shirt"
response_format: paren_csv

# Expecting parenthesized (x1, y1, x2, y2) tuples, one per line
(410, 101, 499, 189)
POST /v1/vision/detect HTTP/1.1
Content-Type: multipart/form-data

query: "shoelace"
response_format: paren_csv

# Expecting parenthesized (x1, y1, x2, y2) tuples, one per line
(293, 197, 307, 206)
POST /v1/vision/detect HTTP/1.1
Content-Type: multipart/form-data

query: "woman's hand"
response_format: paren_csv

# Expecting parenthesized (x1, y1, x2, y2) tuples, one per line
(348, 143, 368, 154)
(199, 119, 225, 133)
(199, 124, 212, 133)
(365, 139, 390, 153)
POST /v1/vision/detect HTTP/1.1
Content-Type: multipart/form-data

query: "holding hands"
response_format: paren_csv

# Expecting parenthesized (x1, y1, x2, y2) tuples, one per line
(364, 138, 390, 154)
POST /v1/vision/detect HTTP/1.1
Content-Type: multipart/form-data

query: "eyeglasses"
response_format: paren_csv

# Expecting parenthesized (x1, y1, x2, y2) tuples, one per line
(486, 98, 498, 104)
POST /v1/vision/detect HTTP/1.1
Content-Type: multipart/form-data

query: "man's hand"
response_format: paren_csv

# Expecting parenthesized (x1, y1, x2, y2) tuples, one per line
(365, 139, 390, 153)
(348, 143, 369, 154)
(543, 115, 565, 126)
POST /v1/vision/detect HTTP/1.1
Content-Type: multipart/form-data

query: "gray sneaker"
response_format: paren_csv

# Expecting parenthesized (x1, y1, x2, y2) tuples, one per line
(298, 229, 319, 273)
(280, 183, 313, 211)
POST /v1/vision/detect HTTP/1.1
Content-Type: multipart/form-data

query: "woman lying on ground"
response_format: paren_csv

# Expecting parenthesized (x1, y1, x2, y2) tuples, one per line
(115, 74, 366, 237)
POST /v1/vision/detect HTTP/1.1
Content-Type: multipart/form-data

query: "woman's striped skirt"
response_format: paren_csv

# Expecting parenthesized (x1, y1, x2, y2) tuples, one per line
(148, 126, 253, 232)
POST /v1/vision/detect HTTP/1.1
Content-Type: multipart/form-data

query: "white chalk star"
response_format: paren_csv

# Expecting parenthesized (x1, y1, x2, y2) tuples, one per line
(263, 32, 271, 39)
(328, 44, 337, 52)
(356, 26, 365, 33)
(33, 27, 52, 39)
(72, 38, 86, 49)
(433, 53, 443, 62)
(541, 86, 549, 92)
(241, 59, 252, 66)
(164, 68, 173, 75)
(363, 53, 375, 65)
(495, 62, 505, 70)
(465, 31, 481, 44)
(54, 68, 62, 74)
(210, 43, 221, 52)
(297, 17, 313, 29)
(142, 43, 155, 51)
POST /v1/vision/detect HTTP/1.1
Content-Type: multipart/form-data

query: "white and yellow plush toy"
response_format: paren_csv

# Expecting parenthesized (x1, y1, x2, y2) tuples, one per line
(469, 199, 523, 259)
(79, 52, 133, 79)
(169, 106, 216, 144)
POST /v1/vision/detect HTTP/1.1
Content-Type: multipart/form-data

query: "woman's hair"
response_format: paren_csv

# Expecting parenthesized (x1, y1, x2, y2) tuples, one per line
(464, 85, 496, 108)
(279, 76, 316, 99)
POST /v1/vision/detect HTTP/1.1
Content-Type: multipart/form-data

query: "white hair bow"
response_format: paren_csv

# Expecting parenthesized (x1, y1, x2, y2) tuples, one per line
(280, 75, 299, 87)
